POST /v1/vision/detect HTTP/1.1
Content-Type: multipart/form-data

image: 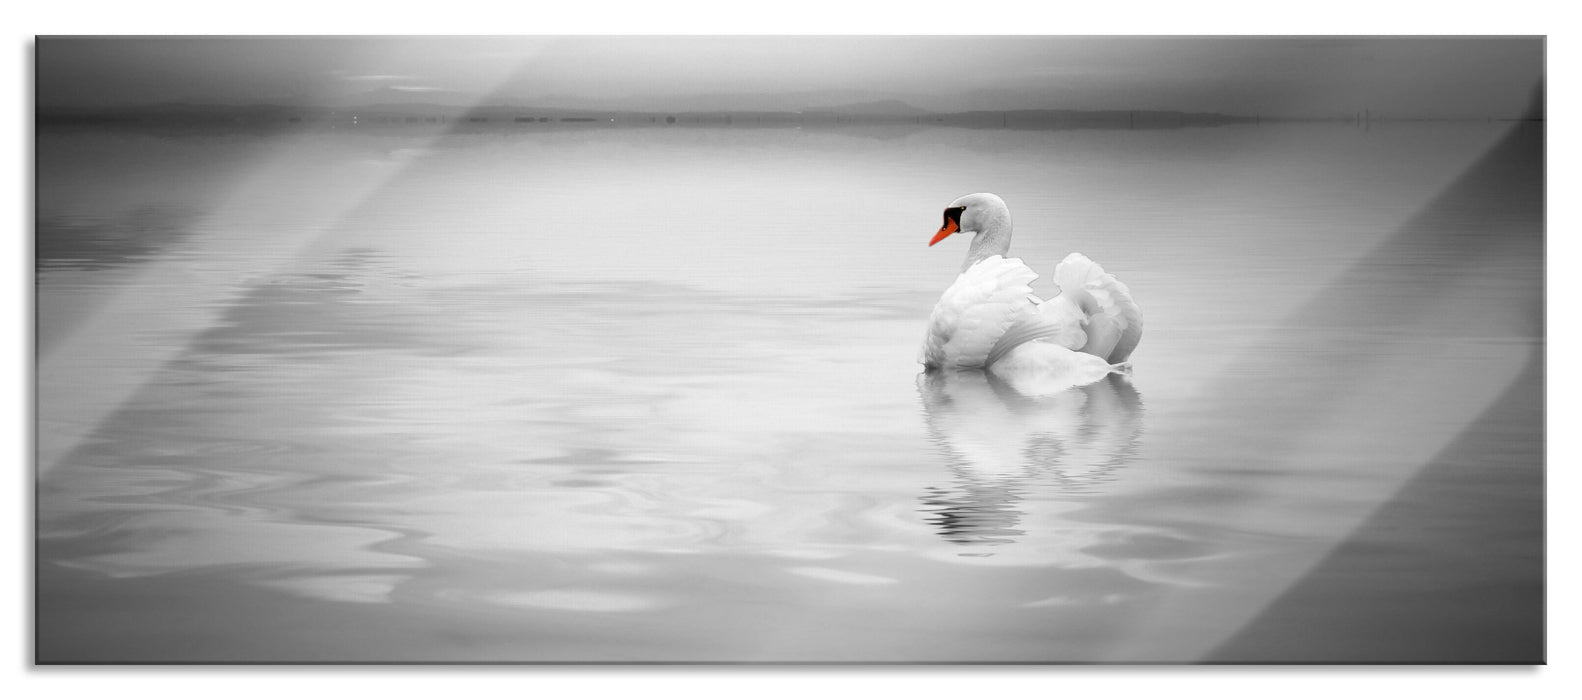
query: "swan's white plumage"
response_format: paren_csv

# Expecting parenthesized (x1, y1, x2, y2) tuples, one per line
(919, 193, 1142, 386)
(1044, 252, 1143, 363)
(919, 255, 1133, 392)
(919, 255, 1043, 370)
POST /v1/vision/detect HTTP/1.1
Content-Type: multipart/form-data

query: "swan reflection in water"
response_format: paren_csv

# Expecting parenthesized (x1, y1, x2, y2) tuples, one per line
(917, 369, 1143, 547)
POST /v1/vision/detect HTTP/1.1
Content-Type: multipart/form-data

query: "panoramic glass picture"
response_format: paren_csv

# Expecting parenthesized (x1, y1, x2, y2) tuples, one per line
(35, 36, 1543, 663)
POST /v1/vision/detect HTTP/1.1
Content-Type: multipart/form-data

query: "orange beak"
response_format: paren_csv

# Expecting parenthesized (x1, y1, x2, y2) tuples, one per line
(929, 219, 958, 246)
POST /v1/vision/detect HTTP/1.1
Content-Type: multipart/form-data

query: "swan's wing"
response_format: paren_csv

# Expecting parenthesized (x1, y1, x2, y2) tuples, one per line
(984, 315, 1066, 368)
(1032, 294, 1093, 353)
(920, 255, 1048, 370)
(1043, 252, 1144, 363)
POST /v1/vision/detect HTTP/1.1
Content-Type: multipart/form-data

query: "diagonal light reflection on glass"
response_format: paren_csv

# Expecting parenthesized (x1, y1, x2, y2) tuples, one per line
(1098, 102, 1543, 662)
(37, 41, 556, 476)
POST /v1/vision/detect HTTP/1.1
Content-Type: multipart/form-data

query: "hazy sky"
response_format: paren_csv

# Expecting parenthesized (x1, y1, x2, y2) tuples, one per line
(37, 36, 1544, 118)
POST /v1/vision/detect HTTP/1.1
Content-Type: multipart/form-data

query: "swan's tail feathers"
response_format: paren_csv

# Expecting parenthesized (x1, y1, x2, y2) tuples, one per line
(1053, 252, 1144, 363)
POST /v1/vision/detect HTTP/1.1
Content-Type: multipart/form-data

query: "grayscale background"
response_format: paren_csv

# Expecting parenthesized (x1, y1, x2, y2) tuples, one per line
(34, 36, 1543, 663)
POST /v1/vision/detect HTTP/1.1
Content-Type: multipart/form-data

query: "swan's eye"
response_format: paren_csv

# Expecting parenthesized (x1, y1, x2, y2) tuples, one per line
(943, 206, 966, 227)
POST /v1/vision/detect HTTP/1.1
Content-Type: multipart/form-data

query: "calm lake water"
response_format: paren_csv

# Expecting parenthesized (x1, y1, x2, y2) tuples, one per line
(35, 119, 1543, 662)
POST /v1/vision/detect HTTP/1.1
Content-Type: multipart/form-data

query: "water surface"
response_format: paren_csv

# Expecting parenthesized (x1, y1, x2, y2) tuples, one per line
(35, 119, 1543, 662)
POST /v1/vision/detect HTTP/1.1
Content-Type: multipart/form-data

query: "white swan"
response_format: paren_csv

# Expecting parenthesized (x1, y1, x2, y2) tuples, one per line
(920, 193, 1142, 393)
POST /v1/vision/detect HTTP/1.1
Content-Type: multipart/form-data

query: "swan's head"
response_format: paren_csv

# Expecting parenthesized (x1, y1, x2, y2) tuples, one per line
(929, 192, 1009, 246)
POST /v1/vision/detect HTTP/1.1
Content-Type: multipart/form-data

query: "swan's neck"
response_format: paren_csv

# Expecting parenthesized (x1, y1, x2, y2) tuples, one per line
(962, 209, 1013, 271)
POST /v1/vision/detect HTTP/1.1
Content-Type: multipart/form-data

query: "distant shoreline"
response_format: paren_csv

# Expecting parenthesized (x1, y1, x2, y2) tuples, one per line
(36, 102, 1541, 134)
